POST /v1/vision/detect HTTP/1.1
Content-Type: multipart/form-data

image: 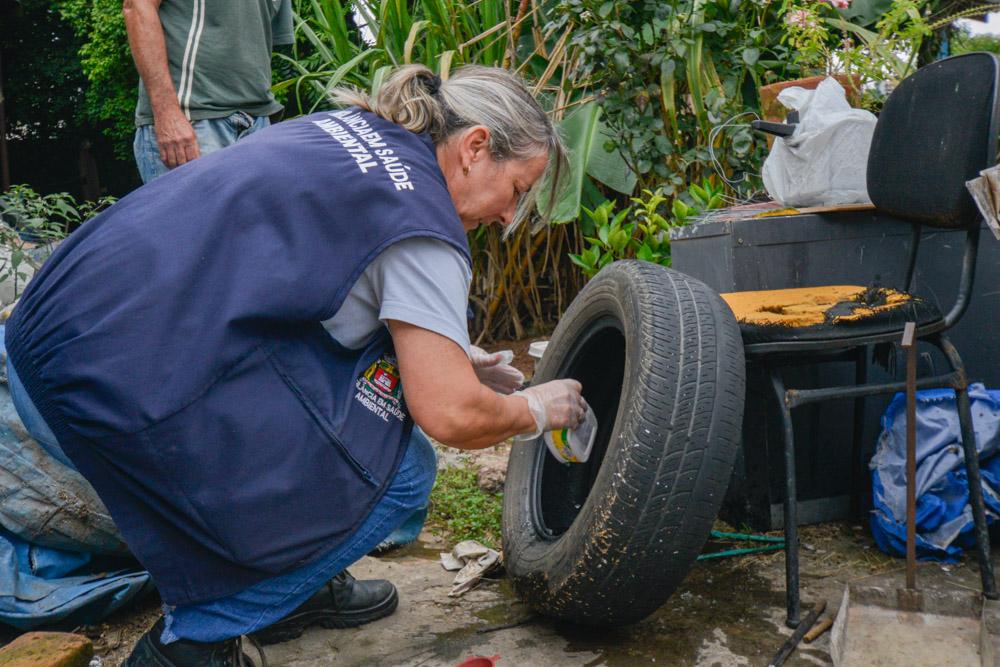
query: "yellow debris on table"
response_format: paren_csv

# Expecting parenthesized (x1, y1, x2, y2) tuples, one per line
(720, 285, 911, 328)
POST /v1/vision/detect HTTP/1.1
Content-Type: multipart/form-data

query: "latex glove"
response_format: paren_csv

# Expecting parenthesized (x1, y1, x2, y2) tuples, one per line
(469, 345, 525, 394)
(512, 378, 585, 440)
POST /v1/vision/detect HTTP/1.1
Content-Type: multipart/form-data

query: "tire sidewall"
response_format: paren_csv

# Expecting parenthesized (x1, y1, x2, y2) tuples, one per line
(502, 260, 746, 624)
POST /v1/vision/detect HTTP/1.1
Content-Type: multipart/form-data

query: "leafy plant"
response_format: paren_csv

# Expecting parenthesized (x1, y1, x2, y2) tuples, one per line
(427, 464, 503, 547)
(952, 23, 1000, 55)
(837, 0, 931, 85)
(779, 0, 931, 85)
(278, 0, 527, 114)
(554, 0, 793, 196)
(0, 186, 115, 296)
(1, 0, 90, 143)
(568, 180, 724, 278)
(57, 0, 138, 159)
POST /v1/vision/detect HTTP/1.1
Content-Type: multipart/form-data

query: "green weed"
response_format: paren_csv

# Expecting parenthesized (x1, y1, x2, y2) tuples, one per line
(428, 465, 503, 549)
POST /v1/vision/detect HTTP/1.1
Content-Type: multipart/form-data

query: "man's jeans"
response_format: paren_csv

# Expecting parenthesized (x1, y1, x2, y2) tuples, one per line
(133, 111, 269, 183)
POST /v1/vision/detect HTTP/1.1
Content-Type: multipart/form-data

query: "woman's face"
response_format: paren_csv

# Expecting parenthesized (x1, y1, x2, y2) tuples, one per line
(438, 127, 549, 232)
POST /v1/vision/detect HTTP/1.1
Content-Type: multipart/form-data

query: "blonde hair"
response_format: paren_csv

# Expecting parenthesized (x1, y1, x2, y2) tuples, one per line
(333, 64, 568, 232)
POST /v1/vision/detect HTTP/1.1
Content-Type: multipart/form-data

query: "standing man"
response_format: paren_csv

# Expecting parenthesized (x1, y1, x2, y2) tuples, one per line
(124, 0, 294, 183)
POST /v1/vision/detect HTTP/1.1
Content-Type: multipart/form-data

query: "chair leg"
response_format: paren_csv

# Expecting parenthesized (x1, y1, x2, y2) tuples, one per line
(955, 386, 998, 599)
(934, 335, 998, 600)
(851, 346, 868, 518)
(769, 368, 800, 628)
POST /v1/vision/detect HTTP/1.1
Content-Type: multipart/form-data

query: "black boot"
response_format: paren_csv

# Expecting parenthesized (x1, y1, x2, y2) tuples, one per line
(123, 617, 266, 667)
(252, 570, 398, 645)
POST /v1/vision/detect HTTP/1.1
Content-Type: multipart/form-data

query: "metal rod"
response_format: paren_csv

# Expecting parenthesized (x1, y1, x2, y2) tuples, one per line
(768, 600, 827, 667)
(902, 322, 917, 591)
(936, 335, 998, 599)
(851, 346, 868, 518)
(942, 224, 981, 329)
(784, 370, 962, 408)
(770, 368, 800, 628)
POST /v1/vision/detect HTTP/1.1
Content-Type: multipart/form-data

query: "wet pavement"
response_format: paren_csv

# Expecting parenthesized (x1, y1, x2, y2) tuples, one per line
(261, 522, 989, 666)
(62, 519, 999, 665)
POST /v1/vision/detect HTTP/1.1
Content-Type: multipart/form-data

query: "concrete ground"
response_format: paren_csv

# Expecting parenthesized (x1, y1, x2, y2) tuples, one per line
(256, 523, 997, 667)
(47, 436, 997, 666)
(13, 437, 996, 666)
(66, 436, 997, 667)
(65, 516, 999, 666)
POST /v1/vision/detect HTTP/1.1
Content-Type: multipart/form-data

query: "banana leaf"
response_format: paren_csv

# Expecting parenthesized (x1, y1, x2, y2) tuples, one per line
(540, 102, 637, 223)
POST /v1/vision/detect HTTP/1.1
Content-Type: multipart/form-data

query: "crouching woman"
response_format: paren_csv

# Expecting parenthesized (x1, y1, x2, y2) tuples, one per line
(4, 64, 585, 666)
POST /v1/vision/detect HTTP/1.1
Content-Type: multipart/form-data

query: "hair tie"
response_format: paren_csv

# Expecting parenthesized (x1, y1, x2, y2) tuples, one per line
(424, 74, 442, 96)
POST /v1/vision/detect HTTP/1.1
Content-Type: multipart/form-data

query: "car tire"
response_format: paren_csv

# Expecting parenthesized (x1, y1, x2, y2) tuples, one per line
(502, 260, 746, 626)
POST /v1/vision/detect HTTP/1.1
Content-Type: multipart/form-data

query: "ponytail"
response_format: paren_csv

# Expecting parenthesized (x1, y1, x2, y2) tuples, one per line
(333, 64, 568, 228)
(333, 65, 448, 137)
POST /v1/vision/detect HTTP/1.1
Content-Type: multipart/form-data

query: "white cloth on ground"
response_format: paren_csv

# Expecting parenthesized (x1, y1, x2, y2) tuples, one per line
(440, 540, 501, 596)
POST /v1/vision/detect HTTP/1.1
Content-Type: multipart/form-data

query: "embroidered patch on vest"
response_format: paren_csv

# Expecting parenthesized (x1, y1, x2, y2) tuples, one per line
(355, 354, 406, 423)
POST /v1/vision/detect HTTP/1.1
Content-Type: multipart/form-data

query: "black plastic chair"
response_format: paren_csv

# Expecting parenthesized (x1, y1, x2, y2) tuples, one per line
(722, 52, 1000, 627)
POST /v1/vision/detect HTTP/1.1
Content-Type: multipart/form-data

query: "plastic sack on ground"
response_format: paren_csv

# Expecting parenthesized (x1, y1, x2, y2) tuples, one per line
(762, 77, 877, 207)
(870, 384, 1000, 562)
(0, 527, 152, 630)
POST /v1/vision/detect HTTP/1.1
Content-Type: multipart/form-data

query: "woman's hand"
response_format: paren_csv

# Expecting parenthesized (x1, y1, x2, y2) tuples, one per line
(469, 345, 524, 394)
(389, 320, 538, 449)
(511, 379, 586, 439)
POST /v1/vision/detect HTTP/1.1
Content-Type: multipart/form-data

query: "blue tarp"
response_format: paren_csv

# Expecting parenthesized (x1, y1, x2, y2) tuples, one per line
(870, 383, 1000, 562)
(0, 528, 153, 630)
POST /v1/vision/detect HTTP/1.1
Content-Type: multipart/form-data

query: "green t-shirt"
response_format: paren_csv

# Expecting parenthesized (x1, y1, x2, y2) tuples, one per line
(135, 0, 294, 126)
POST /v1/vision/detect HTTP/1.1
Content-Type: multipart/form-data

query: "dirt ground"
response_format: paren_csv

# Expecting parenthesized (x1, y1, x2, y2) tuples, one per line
(20, 489, 995, 666)
(61, 518, 997, 666)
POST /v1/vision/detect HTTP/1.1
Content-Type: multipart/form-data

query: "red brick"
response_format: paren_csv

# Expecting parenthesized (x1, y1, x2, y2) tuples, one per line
(0, 632, 93, 667)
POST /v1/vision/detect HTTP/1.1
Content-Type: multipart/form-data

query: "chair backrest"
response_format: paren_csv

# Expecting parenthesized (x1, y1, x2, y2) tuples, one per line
(867, 52, 1000, 229)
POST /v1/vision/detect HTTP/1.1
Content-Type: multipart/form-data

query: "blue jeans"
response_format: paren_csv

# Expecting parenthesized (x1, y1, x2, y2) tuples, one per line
(133, 111, 270, 183)
(162, 428, 437, 643)
(7, 359, 73, 469)
(6, 358, 436, 643)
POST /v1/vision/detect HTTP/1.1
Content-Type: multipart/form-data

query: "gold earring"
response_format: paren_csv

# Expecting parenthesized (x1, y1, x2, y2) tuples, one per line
(463, 165, 470, 176)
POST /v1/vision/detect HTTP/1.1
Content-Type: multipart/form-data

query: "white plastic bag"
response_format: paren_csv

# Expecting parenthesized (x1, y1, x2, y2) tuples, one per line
(762, 77, 877, 207)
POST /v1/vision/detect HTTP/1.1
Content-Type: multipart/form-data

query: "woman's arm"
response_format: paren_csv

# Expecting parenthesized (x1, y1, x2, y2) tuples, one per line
(388, 320, 536, 449)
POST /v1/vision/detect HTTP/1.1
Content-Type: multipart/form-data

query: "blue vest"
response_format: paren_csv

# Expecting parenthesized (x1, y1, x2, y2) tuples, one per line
(5, 110, 470, 605)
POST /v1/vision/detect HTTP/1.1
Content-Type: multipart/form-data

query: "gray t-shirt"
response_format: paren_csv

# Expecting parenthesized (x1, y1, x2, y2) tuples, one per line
(135, 0, 295, 126)
(322, 237, 472, 353)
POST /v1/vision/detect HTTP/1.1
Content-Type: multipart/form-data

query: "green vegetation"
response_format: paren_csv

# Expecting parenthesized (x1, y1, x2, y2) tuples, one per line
(558, 0, 794, 195)
(278, 0, 520, 114)
(57, 0, 137, 159)
(569, 180, 724, 277)
(1, 0, 90, 143)
(953, 25, 1000, 55)
(427, 464, 504, 548)
(0, 185, 115, 295)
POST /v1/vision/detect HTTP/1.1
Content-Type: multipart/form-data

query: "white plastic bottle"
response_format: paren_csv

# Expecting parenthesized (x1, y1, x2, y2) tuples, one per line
(544, 402, 598, 464)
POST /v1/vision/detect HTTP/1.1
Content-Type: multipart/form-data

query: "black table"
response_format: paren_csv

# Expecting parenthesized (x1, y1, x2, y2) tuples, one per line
(670, 210, 1000, 529)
